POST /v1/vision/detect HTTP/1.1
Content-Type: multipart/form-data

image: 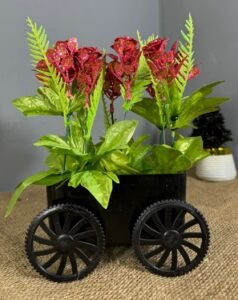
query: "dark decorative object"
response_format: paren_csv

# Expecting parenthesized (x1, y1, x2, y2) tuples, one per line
(192, 110, 233, 148)
(25, 174, 210, 282)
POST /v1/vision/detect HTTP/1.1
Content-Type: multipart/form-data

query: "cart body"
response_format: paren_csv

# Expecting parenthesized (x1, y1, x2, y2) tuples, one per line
(47, 173, 186, 246)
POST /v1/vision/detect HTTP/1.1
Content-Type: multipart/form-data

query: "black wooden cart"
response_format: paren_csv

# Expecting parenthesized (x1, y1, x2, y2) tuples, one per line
(25, 174, 210, 282)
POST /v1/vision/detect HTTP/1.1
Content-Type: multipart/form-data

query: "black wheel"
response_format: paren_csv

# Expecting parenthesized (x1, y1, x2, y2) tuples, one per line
(132, 200, 210, 277)
(25, 204, 105, 282)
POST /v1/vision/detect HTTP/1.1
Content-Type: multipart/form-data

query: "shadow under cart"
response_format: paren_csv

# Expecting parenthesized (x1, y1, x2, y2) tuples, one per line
(25, 173, 210, 282)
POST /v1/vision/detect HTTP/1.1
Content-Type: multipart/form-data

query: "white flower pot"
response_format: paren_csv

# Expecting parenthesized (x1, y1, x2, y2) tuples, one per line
(195, 153, 237, 181)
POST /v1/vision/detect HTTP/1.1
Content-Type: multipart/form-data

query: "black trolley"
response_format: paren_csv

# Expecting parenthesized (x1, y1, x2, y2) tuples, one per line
(25, 173, 210, 282)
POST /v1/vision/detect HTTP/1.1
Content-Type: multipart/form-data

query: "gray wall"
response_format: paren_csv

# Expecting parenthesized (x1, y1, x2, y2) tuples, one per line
(159, 0, 238, 164)
(0, 0, 159, 191)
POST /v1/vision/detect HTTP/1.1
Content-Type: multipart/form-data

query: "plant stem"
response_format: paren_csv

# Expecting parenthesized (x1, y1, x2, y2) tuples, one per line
(110, 112, 114, 124)
(83, 110, 89, 154)
(63, 114, 71, 172)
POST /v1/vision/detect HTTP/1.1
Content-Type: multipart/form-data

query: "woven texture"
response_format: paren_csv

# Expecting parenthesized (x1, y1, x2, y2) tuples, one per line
(0, 176, 237, 300)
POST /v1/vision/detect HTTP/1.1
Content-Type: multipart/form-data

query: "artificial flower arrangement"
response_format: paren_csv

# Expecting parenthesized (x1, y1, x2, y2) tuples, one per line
(4, 14, 229, 282)
(5, 14, 228, 217)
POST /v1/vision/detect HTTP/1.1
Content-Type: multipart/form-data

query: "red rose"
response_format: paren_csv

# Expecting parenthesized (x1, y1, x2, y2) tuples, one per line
(75, 47, 103, 108)
(36, 38, 79, 96)
(143, 39, 183, 84)
(109, 37, 141, 100)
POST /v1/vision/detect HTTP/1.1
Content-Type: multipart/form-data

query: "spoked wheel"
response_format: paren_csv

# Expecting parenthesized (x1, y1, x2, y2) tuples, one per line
(132, 200, 210, 277)
(25, 204, 105, 282)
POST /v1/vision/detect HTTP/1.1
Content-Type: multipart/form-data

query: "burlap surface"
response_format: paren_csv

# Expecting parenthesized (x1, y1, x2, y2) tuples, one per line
(0, 176, 237, 300)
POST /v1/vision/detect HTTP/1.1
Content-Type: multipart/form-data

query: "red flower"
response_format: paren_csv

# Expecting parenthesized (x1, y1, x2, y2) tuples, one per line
(143, 39, 183, 84)
(109, 37, 141, 100)
(103, 62, 121, 113)
(75, 47, 103, 108)
(36, 38, 79, 96)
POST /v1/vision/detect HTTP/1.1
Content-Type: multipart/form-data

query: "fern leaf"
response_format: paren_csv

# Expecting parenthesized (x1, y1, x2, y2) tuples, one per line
(137, 30, 158, 48)
(26, 17, 69, 116)
(176, 14, 194, 97)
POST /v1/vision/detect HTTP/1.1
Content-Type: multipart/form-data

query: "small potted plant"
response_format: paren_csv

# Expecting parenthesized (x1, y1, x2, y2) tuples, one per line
(192, 110, 236, 181)
(5, 15, 228, 282)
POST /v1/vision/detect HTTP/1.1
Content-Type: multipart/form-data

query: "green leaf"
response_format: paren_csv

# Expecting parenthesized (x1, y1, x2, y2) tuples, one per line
(68, 125, 84, 153)
(69, 170, 113, 209)
(105, 172, 120, 183)
(131, 98, 161, 128)
(5, 170, 55, 217)
(12, 92, 63, 117)
(174, 136, 210, 164)
(85, 69, 104, 140)
(100, 150, 140, 174)
(34, 135, 70, 150)
(128, 135, 152, 170)
(175, 82, 229, 128)
(148, 145, 191, 174)
(35, 173, 69, 185)
(97, 120, 138, 155)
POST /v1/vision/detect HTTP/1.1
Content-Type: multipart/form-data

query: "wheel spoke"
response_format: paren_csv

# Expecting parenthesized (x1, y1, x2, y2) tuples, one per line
(152, 213, 166, 233)
(178, 218, 198, 233)
(156, 249, 170, 268)
(75, 241, 97, 252)
(182, 232, 203, 239)
(74, 248, 91, 265)
(34, 248, 56, 257)
(165, 208, 172, 229)
(143, 224, 162, 238)
(182, 240, 200, 254)
(69, 253, 78, 274)
(171, 249, 177, 271)
(145, 246, 164, 259)
(68, 218, 88, 236)
(172, 209, 186, 229)
(56, 255, 67, 276)
(178, 246, 191, 266)
(33, 235, 53, 246)
(62, 212, 72, 233)
(52, 213, 62, 234)
(74, 230, 96, 240)
(140, 238, 162, 246)
(40, 221, 56, 238)
(43, 253, 61, 269)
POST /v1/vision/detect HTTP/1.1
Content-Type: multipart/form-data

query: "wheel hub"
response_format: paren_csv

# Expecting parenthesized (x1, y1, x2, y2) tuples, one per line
(163, 230, 181, 249)
(55, 234, 74, 254)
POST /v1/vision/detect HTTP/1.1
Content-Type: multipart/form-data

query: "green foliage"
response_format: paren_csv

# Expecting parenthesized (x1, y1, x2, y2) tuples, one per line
(143, 136, 208, 174)
(174, 136, 210, 164)
(5, 170, 55, 217)
(131, 98, 161, 128)
(97, 120, 138, 155)
(84, 69, 104, 140)
(69, 170, 113, 209)
(175, 82, 229, 128)
(175, 14, 194, 97)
